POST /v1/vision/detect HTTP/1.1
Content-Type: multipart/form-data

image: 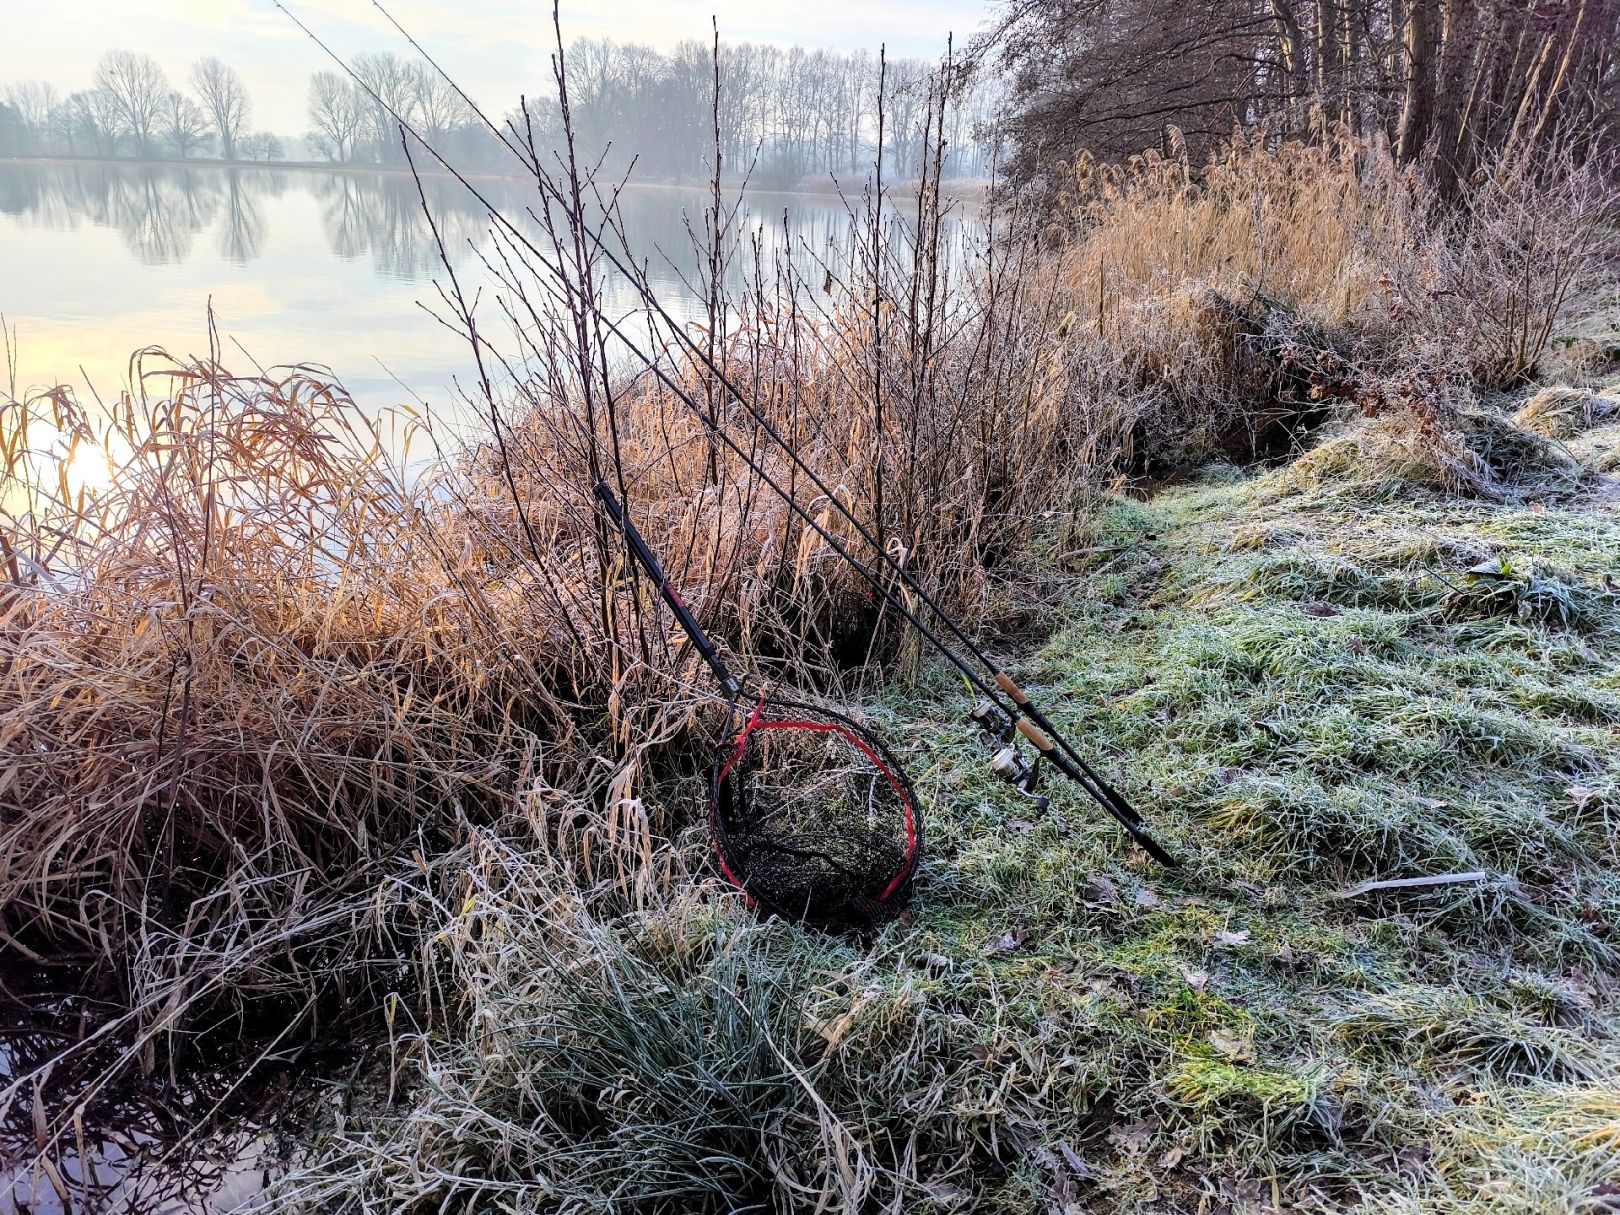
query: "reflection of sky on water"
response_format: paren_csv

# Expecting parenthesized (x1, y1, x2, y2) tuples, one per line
(1, 1025, 276, 1215)
(0, 162, 979, 451)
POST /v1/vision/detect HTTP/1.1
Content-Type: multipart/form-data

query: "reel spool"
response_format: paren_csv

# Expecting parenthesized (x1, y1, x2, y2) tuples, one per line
(970, 699, 1050, 810)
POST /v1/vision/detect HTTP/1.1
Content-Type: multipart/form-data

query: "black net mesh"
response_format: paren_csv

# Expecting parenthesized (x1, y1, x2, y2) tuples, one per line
(709, 697, 921, 926)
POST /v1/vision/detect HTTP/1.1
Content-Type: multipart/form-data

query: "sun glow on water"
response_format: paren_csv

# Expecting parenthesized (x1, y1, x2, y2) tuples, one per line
(60, 439, 118, 496)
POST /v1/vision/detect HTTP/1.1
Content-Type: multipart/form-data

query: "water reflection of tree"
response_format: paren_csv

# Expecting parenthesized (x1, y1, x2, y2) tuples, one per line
(108, 166, 215, 263)
(0, 162, 291, 267)
(312, 171, 486, 280)
(0, 160, 973, 288)
(217, 167, 275, 264)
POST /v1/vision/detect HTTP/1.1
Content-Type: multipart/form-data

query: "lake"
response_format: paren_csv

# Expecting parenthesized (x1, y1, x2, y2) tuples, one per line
(0, 159, 973, 440)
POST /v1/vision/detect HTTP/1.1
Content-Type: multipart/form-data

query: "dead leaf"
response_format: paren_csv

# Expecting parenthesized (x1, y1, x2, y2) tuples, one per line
(1394, 1142, 1431, 1178)
(1134, 887, 1161, 909)
(917, 952, 955, 972)
(1530, 500, 1547, 515)
(1588, 1181, 1620, 1212)
(1084, 874, 1120, 903)
(1010, 818, 1034, 834)
(1179, 965, 1209, 990)
(1108, 1117, 1159, 1153)
(1056, 1140, 1097, 1180)
(1159, 1146, 1186, 1169)
(1214, 929, 1251, 947)
(1209, 1029, 1255, 1063)
(985, 929, 1029, 955)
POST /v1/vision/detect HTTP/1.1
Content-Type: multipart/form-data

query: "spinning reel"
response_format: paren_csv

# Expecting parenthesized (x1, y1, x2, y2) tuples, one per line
(969, 699, 1050, 810)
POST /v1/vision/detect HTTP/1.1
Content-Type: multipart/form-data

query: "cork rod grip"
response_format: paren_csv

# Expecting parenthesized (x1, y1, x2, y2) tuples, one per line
(1015, 717, 1054, 752)
(994, 673, 1032, 705)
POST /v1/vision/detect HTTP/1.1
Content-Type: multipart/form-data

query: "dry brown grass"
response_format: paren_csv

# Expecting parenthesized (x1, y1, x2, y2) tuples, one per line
(3, 121, 1615, 1201)
(0, 356, 592, 1047)
(1030, 136, 1617, 468)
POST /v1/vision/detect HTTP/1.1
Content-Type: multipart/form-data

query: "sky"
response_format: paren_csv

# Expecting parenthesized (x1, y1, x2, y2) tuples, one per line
(3, 0, 996, 135)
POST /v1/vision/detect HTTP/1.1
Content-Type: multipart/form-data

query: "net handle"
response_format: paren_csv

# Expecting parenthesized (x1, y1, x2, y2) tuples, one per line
(595, 481, 743, 699)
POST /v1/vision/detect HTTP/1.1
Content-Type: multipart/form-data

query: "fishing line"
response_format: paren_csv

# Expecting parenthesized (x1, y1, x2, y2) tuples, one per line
(276, 1, 1177, 865)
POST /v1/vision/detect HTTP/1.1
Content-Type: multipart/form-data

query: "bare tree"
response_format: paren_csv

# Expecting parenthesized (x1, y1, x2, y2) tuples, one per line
(308, 70, 364, 162)
(2, 81, 58, 153)
(162, 91, 212, 158)
(0, 101, 20, 155)
(94, 49, 170, 158)
(192, 56, 251, 160)
(882, 59, 933, 178)
(411, 62, 471, 145)
(291, 37, 999, 179)
(979, 0, 1620, 198)
(65, 88, 122, 157)
(352, 52, 419, 163)
(239, 131, 283, 161)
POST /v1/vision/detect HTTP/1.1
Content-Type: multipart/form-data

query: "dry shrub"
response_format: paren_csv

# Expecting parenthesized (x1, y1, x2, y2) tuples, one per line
(0, 355, 624, 1054)
(1032, 135, 1619, 469)
(1418, 148, 1619, 390)
(1032, 135, 1425, 463)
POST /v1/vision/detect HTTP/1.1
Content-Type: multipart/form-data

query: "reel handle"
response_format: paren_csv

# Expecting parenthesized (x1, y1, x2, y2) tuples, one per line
(595, 481, 743, 699)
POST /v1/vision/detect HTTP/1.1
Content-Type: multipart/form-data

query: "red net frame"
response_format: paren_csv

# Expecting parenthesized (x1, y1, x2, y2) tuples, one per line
(708, 696, 922, 926)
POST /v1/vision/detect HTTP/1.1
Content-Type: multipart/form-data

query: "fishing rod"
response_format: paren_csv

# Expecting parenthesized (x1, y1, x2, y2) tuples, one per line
(550, 214, 1175, 860)
(277, 1, 1177, 866)
(574, 290, 1175, 865)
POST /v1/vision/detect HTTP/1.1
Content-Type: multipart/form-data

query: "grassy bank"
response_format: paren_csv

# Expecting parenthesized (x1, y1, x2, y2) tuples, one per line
(261, 409, 1620, 1212)
(3, 126, 1617, 1209)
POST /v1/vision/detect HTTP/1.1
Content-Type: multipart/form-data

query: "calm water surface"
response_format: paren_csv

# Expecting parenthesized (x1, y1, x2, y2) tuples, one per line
(0, 159, 935, 432)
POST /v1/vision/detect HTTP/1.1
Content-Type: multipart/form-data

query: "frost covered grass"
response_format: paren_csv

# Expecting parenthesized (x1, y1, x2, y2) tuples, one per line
(261, 422, 1620, 1213)
(4, 123, 1616, 1209)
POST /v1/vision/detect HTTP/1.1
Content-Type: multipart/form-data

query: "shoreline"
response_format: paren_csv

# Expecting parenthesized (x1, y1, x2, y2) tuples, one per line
(0, 153, 988, 204)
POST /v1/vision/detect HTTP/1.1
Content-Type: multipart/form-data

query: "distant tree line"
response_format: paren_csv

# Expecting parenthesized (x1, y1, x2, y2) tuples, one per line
(0, 51, 282, 162)
(305, 42, 1003, 184)
(3, 40, 1001, 187)
(980, 0, 1619, 197)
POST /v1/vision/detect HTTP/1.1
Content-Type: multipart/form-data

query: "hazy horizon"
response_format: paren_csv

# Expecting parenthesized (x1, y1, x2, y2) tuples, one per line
(4, 0, 995, 137)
